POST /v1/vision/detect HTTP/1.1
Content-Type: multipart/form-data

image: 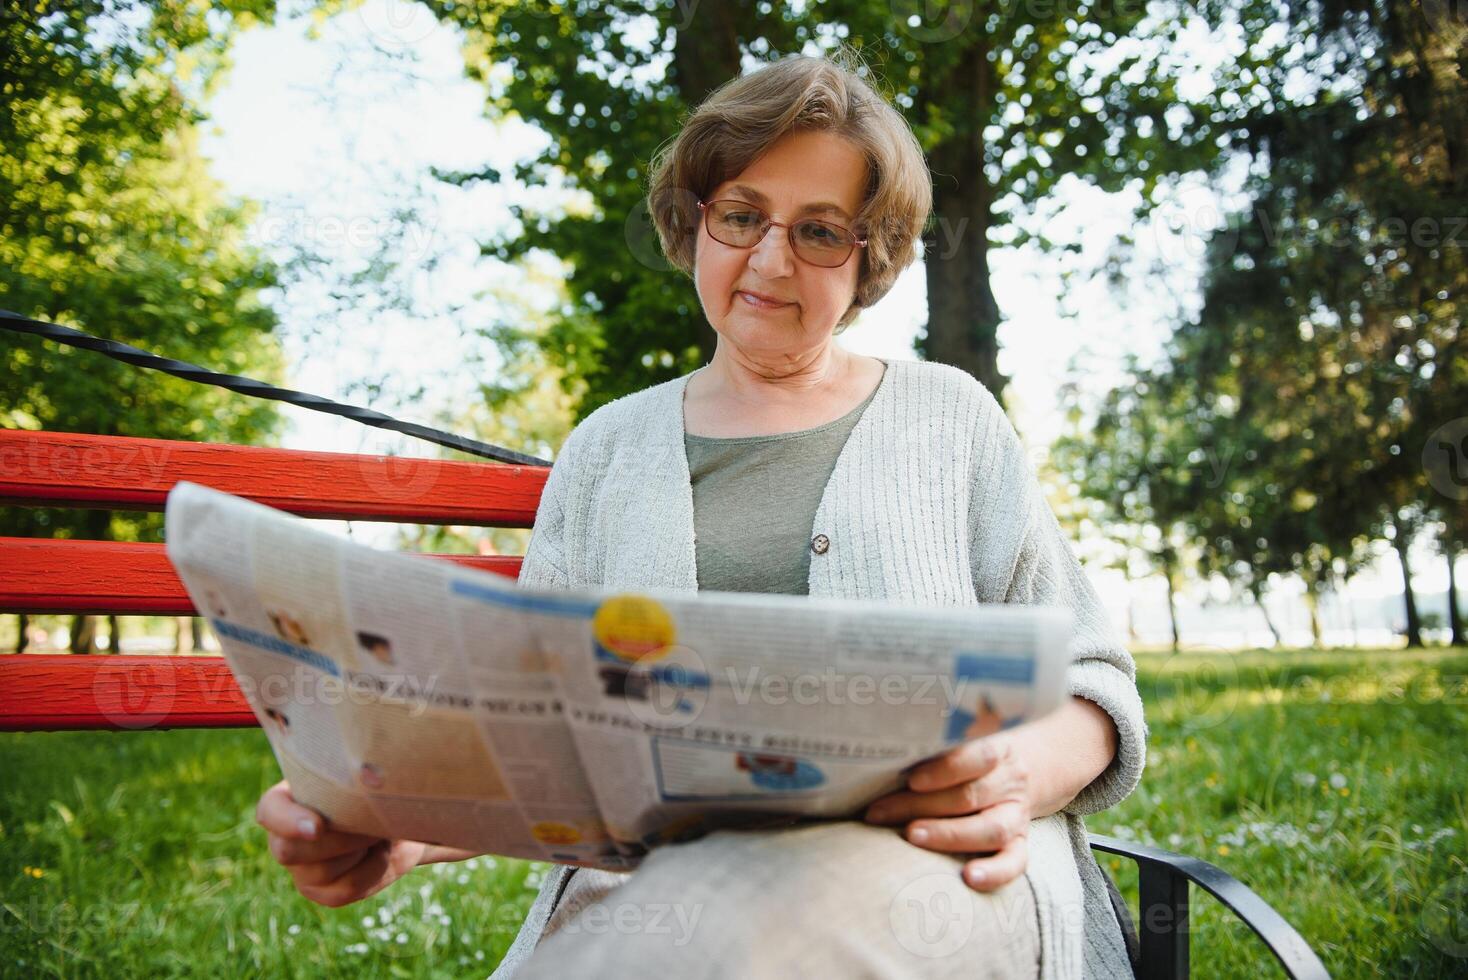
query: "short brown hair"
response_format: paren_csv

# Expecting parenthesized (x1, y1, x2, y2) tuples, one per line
(646, 50, 933, 333)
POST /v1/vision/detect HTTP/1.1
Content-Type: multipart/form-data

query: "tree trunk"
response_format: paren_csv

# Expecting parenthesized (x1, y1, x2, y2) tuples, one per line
(1447, 539, 1464, 648)
(1346, 580, 1360, 648)
(67, 508, 113, 654)
(1391, 516, 1424, 648)
(15, 614, 28, 653)
(916, 37, 1006, 400)
(1121, 567, 1139, 644)
(669, 0, 752, 366)
(1249, 582, 1282, 647)
(107, 615, 121, 653)
(191, 617, 205, 652)
(175, 616, 194, 654)
(1163, 562, 1181, 653)
(70, 615, 97, 654)
(1304, 585, 1323, 649)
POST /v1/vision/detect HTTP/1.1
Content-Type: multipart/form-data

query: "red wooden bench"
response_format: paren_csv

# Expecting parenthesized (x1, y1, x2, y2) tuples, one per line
(0, 428, 539, 729)
(0, 426, 1329, 978)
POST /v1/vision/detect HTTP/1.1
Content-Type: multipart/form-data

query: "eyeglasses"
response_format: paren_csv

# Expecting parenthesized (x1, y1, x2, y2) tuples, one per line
(697, 198, 867, 269)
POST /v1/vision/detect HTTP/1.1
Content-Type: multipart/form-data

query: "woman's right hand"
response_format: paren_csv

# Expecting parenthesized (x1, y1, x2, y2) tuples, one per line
(255, 779, 427, 908)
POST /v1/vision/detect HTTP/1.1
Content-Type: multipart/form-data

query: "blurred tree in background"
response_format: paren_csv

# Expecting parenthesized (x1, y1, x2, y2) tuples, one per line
(422, 0, 1245, 414)
(1088, 0, 1466, 646)
(3, 0, 1463, 652)
(0, 0, 294, 650)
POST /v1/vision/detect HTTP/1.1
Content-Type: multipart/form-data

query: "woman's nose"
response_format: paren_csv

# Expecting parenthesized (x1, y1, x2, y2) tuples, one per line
(747, 225, 796, 277)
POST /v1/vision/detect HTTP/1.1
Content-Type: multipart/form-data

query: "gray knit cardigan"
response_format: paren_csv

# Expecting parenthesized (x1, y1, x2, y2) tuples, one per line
(492, 357, 1147, 980)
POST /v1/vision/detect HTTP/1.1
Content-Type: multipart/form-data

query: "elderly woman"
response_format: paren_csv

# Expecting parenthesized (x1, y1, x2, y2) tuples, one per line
(255, 54, 1146, 979)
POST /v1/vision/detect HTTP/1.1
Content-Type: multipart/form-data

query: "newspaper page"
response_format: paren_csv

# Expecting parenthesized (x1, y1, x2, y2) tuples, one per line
(164, 481, 1074, 871)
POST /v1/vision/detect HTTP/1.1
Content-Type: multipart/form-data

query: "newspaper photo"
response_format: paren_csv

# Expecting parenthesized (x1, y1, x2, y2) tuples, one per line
(163, 480, 1075, 871)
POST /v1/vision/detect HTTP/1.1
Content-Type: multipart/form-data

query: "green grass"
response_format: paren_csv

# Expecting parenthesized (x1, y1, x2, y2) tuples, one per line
(0, 728, 540, 978)
(1107, 646, 1468, 978)
(2, 647, 1465, 977)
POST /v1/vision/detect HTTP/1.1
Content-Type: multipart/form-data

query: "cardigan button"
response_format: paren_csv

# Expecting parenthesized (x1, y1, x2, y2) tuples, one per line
(810, 533, 830, 555)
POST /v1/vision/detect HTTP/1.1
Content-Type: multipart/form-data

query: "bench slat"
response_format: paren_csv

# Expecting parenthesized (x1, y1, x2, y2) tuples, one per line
(0, 655, 256, 731)
(0, 537, 522, 615)
(0, 430, 546, 525)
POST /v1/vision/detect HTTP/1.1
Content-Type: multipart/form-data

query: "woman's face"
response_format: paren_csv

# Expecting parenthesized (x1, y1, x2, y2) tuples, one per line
(694, 129, 868, 362)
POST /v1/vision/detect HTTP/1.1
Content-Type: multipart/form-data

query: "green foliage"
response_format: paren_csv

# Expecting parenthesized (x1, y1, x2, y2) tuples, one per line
(1053, 360, 1212, 647)
(1, 1, 292, 543)
(1060, 1, 1466, 634)
(425, 0, 755, 419)
(421, 1, 1241, 416)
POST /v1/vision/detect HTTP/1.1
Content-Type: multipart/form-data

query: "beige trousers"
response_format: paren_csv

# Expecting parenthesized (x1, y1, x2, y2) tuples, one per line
(514, 820, 1042, 979)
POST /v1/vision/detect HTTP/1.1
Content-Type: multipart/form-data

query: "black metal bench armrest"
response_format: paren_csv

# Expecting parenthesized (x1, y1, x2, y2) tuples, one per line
(1089, 833, 1330, 980)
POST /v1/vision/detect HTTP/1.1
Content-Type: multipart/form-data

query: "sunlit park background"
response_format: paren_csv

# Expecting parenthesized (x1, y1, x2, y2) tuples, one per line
(1, 0, 1465, 976)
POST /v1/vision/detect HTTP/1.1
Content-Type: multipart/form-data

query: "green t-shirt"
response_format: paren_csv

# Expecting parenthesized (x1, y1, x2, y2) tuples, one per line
(683, 372, 882, 595)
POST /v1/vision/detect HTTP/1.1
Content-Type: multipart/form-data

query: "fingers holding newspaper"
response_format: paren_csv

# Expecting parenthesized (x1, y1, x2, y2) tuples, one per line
(862, 731, 1034, 894)
(863, 695, 1120, 894)
(256, 780, 436, 907)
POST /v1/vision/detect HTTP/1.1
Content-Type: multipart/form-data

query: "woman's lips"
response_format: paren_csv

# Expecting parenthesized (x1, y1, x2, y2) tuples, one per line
(738, 291, 792, 310)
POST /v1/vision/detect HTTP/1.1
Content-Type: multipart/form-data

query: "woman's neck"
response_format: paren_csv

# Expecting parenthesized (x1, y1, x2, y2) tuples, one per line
(684, 343, 885, 438)
(696, 342, 854, 411)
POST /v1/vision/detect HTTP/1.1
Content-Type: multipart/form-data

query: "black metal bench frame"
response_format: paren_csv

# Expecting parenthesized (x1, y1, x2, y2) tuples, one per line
(1090, 834, 1330, 978)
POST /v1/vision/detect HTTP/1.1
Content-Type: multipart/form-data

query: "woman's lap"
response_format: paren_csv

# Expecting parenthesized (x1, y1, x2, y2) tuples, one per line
(516, 819, 1041, 979)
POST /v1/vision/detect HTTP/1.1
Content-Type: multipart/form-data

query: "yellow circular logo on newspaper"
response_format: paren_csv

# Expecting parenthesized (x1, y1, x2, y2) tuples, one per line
(531, 821, 582, 846)
(593, 594, 676, 662)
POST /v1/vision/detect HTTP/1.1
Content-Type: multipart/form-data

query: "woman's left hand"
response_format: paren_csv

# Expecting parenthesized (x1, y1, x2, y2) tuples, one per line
(862, 731, 1035, 893)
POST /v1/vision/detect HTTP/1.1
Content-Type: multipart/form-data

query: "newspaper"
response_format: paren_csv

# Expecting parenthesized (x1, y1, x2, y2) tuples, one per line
(163, 480, 1074, 871)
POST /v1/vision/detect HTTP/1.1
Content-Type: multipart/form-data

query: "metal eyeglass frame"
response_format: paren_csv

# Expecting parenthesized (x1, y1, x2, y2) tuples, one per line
(696, 198, 868, 268)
